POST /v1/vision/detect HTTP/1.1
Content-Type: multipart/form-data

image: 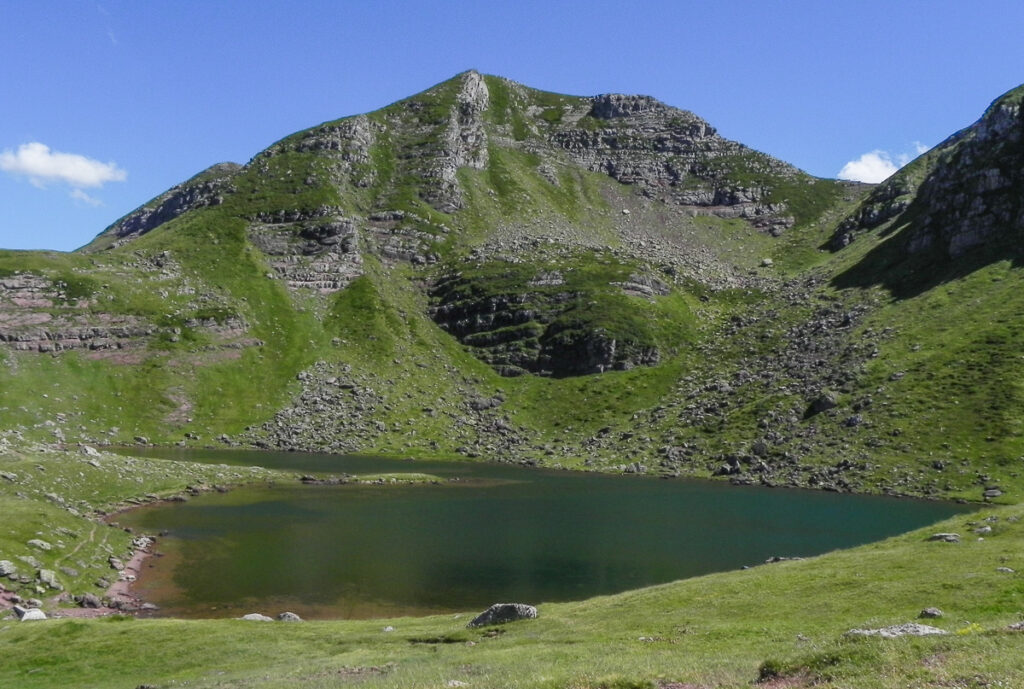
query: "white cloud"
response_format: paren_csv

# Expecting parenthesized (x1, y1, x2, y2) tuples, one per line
(837, 150, 900, 184)
(0, 142, 126, 189)
(837, 142, 932, 184)
(70, 188, 103, 206)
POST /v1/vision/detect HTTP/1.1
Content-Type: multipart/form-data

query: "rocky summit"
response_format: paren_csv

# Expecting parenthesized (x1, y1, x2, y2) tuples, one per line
(2, 72, 1024, 500)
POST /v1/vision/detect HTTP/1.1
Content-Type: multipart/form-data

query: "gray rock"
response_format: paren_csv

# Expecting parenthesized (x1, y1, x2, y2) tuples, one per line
(997, 567, 1015, 574)
(18, 608, 47, 622)
(81, 445, 102, 458)
(37, 569, 61, 590)
(466, 603, 538, 628)
(0, 560, 16, 576)
(919, 607, 943, 618)
(984, 488, 1004, 499)
(846, 623, 947, 638)
(79, 593, 103, 608)
(27, 539, 52, 551)
(276, 611, 303, 622)
(927, 533, 960, 543)
(808, 391, 838, 415)
(241, 613, 274, 621)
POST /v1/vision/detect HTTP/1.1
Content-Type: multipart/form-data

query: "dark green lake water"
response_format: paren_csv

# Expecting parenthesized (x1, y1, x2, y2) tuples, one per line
(116, 449, 970, 620)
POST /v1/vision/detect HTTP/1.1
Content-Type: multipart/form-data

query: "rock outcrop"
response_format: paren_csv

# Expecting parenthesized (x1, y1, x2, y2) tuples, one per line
(94, 163, 241, 248)
(551, 94, 797, 234)
(833, 85, 1024, 260)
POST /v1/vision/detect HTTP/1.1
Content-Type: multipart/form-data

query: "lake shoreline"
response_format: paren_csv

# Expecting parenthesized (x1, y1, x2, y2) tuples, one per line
(110, 446, 975, 621)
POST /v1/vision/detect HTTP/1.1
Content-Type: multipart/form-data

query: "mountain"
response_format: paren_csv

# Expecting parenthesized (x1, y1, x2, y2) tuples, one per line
(1, 71, 1022, 501)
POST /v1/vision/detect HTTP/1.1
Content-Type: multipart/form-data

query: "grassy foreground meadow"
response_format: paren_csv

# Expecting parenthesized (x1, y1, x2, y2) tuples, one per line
(2, 445, 1024, 689)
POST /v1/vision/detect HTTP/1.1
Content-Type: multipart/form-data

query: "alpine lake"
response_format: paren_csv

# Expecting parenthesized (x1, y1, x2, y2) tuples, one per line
(113, 449, 971, 620)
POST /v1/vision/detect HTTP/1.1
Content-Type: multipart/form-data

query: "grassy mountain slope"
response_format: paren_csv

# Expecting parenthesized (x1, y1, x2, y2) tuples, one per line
(1, 72, 1023, 502)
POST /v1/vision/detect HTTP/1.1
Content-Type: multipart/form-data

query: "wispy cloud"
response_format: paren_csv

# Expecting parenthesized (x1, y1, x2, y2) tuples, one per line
(70, 188, 104, 206)
(837, 142, 931, 184)
(97, 4, 117, 45)
(0, 142, 126, 188)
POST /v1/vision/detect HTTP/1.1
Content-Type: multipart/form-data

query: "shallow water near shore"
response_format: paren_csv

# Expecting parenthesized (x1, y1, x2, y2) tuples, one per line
(115, 448, 972, 620)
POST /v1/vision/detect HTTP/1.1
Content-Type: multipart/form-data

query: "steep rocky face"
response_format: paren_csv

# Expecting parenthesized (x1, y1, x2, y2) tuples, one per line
(550, 93, 798, 234)
(906, 92, 1023, 258)
(427, 70, 490, 211)
(833, 85, 1024, 260)
(430, 259, 676, 377)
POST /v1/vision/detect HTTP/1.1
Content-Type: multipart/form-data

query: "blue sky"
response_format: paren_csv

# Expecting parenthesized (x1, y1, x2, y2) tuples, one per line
(2, 1, 1023, 252)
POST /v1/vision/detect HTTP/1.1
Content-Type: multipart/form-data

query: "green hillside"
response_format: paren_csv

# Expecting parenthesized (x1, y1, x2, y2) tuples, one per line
(2, 74, 1023, 501)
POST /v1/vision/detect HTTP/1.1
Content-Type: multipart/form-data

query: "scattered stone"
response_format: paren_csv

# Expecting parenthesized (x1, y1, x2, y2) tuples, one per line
(79, 593, 103, 609)
(37, 569, 61, 590)
(919, 607, 943, 619)
(27, 539, 52, 551)
(108, 556, 125, 570)
(383, 625, 395, 632)
(466, 603, 538, 628)
(927, 533, 960, 543)
(16, 607, 47, 622)
(19, 555, 41, 569)
(241, 613, 274, 621)
(846, 623, 948, 638)
(1007, 622, 1024, 631)
(808, 391, 838, 415)
(974, 525, 993, 535)
(984, 488, 1004, 499)
(276, 611, 303, 622)
(0, 560, 17, 577)
(996, 567, 1015, 574)
(81, 445, 102, 458)
(760, 258, 774, 267)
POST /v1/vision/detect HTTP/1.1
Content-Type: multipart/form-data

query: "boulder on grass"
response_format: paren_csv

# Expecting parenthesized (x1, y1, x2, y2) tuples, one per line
(466, 603, 537, 628)
(240, 613, 274, 622)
